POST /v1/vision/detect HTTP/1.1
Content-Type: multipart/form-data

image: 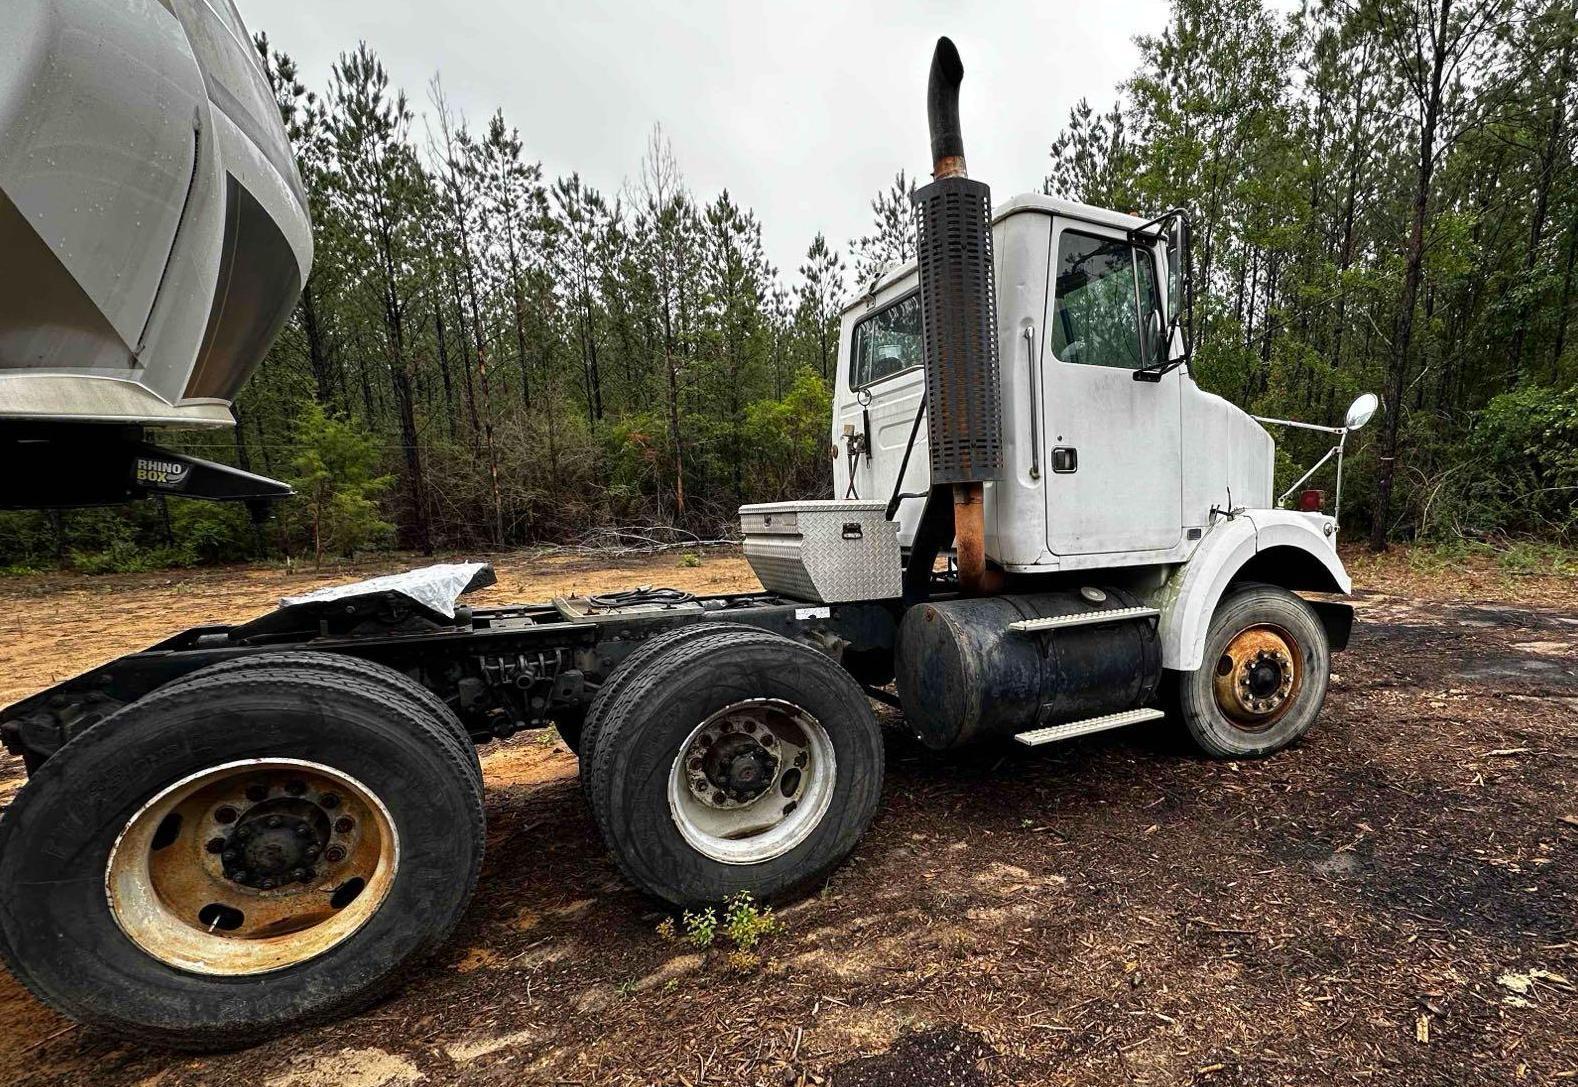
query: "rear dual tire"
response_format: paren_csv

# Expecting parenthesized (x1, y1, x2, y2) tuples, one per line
(171, 650, 483, 787)
(582, 626, 885, 907)
(0, 662, 485, 1050)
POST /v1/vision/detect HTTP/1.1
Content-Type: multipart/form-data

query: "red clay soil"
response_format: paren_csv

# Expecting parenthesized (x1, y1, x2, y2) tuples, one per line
(0, 546, 1574, 1086)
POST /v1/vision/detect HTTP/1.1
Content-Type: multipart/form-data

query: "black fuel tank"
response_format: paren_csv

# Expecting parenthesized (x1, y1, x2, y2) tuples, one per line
(894, 590, 1162, 750)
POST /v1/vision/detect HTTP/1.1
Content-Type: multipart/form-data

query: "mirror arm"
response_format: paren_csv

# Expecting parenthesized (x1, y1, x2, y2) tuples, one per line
(1277, 441, 1342, 506)
(1251, 414, 1346, 435)
(1333, 427, 1349, 527)
(1128, 207, 1190, 241)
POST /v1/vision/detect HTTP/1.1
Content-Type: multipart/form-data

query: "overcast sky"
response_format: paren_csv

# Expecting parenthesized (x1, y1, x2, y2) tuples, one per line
(252, 0, 1170, 287)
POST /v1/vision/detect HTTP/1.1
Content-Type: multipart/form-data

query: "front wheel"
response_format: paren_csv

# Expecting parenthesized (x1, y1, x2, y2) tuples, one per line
(1176, 583, 1331, 759)
(585, 628, 885, 906)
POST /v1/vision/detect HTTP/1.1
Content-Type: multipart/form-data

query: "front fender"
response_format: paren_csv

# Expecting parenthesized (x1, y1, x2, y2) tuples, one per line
(1155, 510, 1350, 671)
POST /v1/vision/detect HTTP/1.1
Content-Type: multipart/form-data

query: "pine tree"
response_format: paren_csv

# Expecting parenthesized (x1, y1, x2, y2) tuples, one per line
(326, 43, 434, 554)
(796, 233, 845, 381)
(850, 170, 917, 286)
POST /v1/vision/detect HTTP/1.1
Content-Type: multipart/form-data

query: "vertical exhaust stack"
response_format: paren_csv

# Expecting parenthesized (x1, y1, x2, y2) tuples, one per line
(913, 37, 1003, 595)
(927, 38, 968, 179)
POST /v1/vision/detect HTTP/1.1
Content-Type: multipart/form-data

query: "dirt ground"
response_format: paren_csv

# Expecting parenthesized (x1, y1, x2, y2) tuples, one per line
(0, 546, 1575, 1086)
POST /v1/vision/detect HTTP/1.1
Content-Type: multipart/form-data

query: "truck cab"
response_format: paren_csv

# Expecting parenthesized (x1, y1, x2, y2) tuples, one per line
(832, 193, 1278, 575)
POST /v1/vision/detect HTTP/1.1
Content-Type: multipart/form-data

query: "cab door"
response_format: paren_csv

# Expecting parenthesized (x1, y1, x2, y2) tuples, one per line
(1040, 220, 1182, 556)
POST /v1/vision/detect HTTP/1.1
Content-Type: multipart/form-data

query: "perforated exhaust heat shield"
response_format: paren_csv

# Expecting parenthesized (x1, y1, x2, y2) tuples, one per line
(913, 176, 1003, 484)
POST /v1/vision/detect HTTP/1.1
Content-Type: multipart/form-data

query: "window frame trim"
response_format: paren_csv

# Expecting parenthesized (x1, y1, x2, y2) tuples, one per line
(1048, 225, 1163, 372)
(847, 287, 924, 393)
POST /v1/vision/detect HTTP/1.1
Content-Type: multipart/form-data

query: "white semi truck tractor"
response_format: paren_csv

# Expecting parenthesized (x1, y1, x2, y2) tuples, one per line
(0, 21, 1373, 1049)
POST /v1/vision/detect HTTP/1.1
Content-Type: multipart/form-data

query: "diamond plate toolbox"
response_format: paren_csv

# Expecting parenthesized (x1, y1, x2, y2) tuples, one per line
(738, 501, 902, 604)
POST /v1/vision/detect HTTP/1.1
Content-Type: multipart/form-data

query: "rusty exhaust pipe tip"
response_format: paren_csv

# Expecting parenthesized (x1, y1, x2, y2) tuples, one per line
(928, 36, 967, 179)
(952, 483, 1002, 595)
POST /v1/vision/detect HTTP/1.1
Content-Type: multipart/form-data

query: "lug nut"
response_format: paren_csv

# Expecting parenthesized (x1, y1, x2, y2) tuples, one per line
(234, 825, 253, 841)
(245, 784, 269, 802)
(259, 878, 276, 890)
(319, 793, 341, 810)
(305, 845, 321, 860)
(214, 806, 238, 824)
(266, 815, 283, 829)
(324, 845, 347, 863)
(295, 824, 314, 839)
(228, 869, 248, 882)
(222, 849, 239, 863)
(334, 816, 355, 834)
(794, 752, 809, 768)
(205, 837, 226, 854)
(292, 867, 309, 881)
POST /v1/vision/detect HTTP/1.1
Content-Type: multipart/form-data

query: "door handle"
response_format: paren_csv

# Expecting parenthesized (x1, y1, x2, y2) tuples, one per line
(1023, 325, 1041, 479)
(1051, 447, 1078, 473)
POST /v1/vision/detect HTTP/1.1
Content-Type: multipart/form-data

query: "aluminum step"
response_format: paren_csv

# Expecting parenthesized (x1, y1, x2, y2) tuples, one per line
(1007, 606, 1160, 634)
(1014, 707, 1167, 747)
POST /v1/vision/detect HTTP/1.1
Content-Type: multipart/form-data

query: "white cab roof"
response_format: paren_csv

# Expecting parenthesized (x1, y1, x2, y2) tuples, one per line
(842, 191, 1154, 315)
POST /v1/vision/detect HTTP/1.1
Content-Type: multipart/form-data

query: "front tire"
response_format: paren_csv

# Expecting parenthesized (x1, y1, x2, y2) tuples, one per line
(1177, 583, 1330, 759)
(0, 666, 485, 1050)
(586, 629, 884, 906)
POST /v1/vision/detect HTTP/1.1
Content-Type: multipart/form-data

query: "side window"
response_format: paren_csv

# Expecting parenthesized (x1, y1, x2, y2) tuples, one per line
(1051, 231, 1159, 370)
(850, 292, 922, 389)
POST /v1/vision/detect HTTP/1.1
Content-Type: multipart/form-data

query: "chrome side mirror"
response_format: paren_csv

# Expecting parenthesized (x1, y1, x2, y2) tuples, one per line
(1344, 392, 1379, 431)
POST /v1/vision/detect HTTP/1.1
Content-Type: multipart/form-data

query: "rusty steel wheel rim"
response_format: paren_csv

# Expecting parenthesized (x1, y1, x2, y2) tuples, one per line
(1211, 624, 1303, 732)
(106, 759, 398, 976)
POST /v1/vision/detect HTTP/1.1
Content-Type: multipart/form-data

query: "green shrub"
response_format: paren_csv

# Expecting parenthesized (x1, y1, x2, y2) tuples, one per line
(289, 403, 395, 564)
(1497, 541, 1577, 576)
(1451, 383, 1578, 542)
(742, 370, 834, 502)
(669, 893, 783, 952)
(720, 892, 783, 950)
(71, 542, 195, 575)
(170, 500, 256, 563)
(680, 906, 718, 949)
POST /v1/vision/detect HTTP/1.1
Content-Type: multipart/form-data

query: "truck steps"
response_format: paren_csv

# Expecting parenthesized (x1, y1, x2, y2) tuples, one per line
(1007, 606, 1159, 634)
(1014, 707, 1167, 747)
